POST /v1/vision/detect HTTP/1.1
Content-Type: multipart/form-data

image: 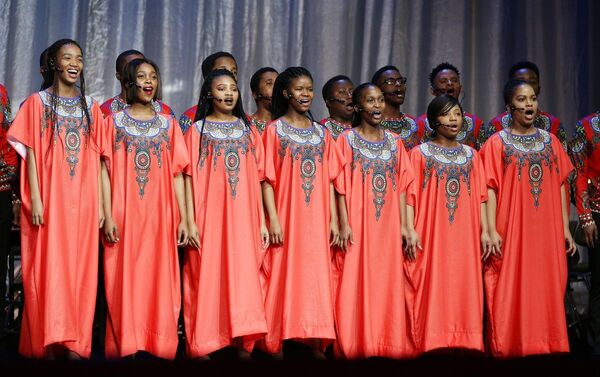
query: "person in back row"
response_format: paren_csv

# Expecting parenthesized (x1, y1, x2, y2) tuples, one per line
(320, 75, 354, 139)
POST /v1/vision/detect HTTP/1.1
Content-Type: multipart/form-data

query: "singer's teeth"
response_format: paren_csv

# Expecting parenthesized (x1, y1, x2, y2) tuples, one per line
(67, 69, 78, 74)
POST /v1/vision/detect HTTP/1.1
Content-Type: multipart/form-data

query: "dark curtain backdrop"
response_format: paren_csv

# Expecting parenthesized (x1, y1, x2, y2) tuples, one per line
(0, 0, 598, 132)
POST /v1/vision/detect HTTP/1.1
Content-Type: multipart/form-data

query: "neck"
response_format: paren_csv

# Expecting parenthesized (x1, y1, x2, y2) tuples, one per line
(207, 110, 237, 122)
(252, 105, 271, 122)
(383, 103, 401, 119)
(509, 120, 536, 135)
(119, 85, 127, 101)
(129, 101, 155, 117)
(357, 122, 382, 141)
(431, 135, 459, 148)
(283, 111, 311, 128)
(55, 81, 78, 98)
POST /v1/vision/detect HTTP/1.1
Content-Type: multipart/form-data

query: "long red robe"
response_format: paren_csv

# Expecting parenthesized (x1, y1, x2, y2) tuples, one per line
(405, 142, 486, 354)
(333, 129, 415, 359)
(259, 119, 343, 353)
(7, 91, 103, 358)
(182, 119, 267, 357)
(101, 110, 189, 359)
(480, 129, 572, 357)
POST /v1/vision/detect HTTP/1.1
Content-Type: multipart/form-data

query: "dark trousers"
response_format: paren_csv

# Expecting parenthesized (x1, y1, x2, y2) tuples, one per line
(0, 190, 12, 330)
(589, 211, 600, 354)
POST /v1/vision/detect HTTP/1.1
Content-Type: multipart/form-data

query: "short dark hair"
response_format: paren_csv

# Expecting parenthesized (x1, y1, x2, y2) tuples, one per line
(201, 51, 236, 79)
(371, 65, 399, 85)
(429, 62, 460, 88)
(322, 75, 352, 101)
(426, 95, 464, 130)
(503, 79, 530, 105)
(250, 67, 278, 93)
(116, 49, 144, 75)
(123, 58, 162, 104)
(508, 61, 540, 80)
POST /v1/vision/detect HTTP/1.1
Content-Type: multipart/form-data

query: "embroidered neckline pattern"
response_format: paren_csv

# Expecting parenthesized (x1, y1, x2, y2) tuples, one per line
(380, 116, 419, 149)
(114, 111, 170, 198)
(39, 91, 93, 177)
(249, 116, 268, 134)
(420, 142, 474, 223)
(276, 120, 325, 206)
(196, 119, 252, 199)
(323, 118, 351, 140)
(499, 129, 557, 207)
(109, 95, 163, 115)
(347, 130, 398, 220)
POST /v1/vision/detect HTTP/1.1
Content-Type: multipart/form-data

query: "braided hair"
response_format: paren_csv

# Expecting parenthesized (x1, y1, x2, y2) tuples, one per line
(271, 66, 315, 121)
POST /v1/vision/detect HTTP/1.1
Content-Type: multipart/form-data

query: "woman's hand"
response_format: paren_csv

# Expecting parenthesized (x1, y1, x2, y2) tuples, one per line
(31, 198, 44, 226)
(177, 221, 189, 246)
(330, 219, 340, 247)
(481, 231, 493, 261)
(269, 218, 284, 245)
(261, 222, 270, 249)
(402, 227, 422, 262)
(188, 221, 201, 249)
(103, 217, 119, 243)
(489, 229, 503, 258)
(338, 223, 353, 251)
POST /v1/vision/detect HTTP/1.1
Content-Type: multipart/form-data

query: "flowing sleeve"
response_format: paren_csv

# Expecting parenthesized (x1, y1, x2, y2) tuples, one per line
(397, 138, 415, 200)
(479, 135, 503, 194)
(182, 121, 197, 177)
(7, 94, 42, 159)
(570, 120, 593, 218)
(551, 134, 573, 185)
(406, 147, 422, 208)
(472, 149, 489, 203)
(250, 124, 265, 181)
(333, 132, 351, 195)
(262, 121, 279, 186)
(170, 117, 190, 175)
(89, 99, 105, 154)
(325, 127, 344, 184)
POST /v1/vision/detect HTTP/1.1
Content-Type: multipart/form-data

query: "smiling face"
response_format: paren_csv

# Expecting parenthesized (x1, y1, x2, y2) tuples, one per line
(209, 75, 239, 114)
(285, 75, 314, 114)
(508, 83, 538, 128)
(434, 104, 463, 141)
(432, 69, 462, 100)
(327, 79, 354, 121)
(134, 62, 158, 104)
(54, 43, 83, 88)
(356, 86, 385, 127)
(377, 69, 406, 106)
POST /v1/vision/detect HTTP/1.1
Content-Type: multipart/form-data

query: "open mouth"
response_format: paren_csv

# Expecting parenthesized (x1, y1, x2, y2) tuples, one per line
(142, 86, 154, 95)
(371, 110, 382, 119)
(524, 109, 534, 115)
(392, 90, 404, 97)
(223, 98, 234, 105)
(299, 99, 311, 105)
(67, 68, 79, 77)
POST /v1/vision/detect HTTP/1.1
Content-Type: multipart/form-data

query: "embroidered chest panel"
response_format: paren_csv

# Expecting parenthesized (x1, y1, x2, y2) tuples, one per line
(109, 96, 162, 115)
(571, 114, 600, 210)
(249, 117, 267, 134)
(347, 131, 398, 220)
(420, 143, 474, 223)
(323, 118, 351, 140)
(196, 120, 253, 199)
(499, 130, 558, 208)
(39, 91, 93, 177)
(276, 120, 325, 206)
(380, 116, 419, 150)
(423, 115, 476, 146)
(114, 112, 171, 198)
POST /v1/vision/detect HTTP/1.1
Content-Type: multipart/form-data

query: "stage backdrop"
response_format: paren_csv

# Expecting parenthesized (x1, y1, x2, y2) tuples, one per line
(0, 0, 598, 130)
